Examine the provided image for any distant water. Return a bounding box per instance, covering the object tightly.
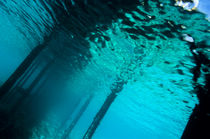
[0,0,209,139]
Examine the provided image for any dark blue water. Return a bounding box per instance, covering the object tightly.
[0,0,209,139]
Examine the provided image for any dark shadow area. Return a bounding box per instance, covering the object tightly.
[0,0,141,138]
[182,41,210,139]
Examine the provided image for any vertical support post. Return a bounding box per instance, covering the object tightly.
[10,60,54,113]
[83,78,125,139]
[62,94,94,139]
[0,44,46,98]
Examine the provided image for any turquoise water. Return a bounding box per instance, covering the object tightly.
[0,0,209,139]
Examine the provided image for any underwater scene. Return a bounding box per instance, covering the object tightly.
[0,0,209,139]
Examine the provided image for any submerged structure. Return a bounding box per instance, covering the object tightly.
[0,0,209,138]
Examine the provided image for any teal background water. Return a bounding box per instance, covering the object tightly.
[0,0,209,139]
